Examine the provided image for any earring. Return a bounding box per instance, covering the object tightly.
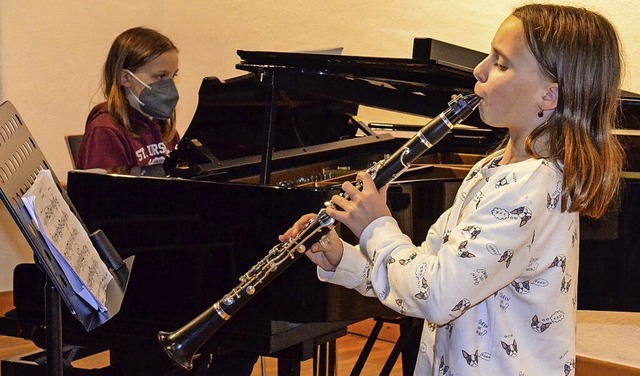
[537,110,544,118]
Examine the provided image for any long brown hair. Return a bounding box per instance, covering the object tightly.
[513,4,625,219]
[102,27,178,141]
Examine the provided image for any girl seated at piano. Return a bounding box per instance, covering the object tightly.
[281,4,624,375]
[76,26,180,174]
[76,27,259,376]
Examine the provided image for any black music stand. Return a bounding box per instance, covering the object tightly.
[0,101,133,376]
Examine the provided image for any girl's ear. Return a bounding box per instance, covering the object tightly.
[120,70,133,88]
[542,84,558,111]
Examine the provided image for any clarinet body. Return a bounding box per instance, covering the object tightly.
[158,93,481,371]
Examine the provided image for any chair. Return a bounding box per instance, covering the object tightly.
[65,134,83,169]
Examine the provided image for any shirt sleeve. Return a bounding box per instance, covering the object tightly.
[317,239,374,294]
[351,161,563,325]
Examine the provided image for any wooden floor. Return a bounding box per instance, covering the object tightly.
[0,292,404,375]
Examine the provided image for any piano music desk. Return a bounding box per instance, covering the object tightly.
[577,310,640,375]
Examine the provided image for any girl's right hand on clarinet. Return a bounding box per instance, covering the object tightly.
[279,213,344,272]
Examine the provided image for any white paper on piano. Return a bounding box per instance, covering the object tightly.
[22,169,112,312]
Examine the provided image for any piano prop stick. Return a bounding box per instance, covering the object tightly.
[158,93,481,371]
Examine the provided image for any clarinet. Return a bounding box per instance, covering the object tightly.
[157,93,481,371]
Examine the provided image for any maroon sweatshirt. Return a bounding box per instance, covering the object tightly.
[76,103,179,170]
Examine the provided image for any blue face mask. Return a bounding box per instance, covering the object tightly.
[125,69,179,120]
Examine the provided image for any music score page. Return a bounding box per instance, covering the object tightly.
[22,169,112,312]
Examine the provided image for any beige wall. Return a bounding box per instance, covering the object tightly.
[1,0,639,291]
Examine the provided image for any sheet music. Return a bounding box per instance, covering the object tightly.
[22,169,112,312]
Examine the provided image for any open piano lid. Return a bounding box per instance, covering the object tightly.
[233,38,487,119]
[165,39,489,178]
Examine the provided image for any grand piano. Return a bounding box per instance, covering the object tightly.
[2,38,640,376]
